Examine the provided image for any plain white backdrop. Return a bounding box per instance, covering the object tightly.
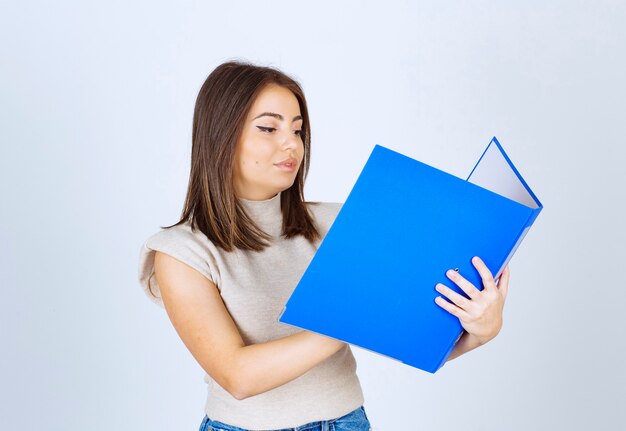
[2,1,625,430]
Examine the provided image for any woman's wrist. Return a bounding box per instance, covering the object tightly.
[447,330,487,362]
[465,331,489,347]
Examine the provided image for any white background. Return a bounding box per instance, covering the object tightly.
[1,1,625,430]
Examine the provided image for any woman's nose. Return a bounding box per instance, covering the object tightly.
[281,132,298,150]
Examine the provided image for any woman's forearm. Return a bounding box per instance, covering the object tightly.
[446,331,485,362]
[231,331,345,400]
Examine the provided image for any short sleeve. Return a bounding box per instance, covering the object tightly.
[137,224,219,308]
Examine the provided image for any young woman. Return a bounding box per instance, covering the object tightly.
[138,60,509,431]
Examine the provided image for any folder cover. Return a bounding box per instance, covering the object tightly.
[279,137,543,373]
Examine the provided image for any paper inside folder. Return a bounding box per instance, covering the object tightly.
[467,138,541,209]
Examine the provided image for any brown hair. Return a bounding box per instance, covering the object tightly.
[163,60,321,252]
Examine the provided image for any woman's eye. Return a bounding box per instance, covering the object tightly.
[257,126,302,136]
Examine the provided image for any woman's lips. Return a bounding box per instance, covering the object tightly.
[274,157,298,172]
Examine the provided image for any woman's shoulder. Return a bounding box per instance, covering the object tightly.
[143,220,200,247]
[306,200,343,219]
[138,221,220,307]
[305,200,344,237]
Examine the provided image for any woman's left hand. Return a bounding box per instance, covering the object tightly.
[434,256,509,345]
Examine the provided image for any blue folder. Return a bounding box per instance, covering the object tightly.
[279,137,543,373]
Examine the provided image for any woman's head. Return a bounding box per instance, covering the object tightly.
[169,60,321,252]
[232,83,305,201]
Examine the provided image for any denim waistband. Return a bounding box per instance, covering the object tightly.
[199,405,371,431]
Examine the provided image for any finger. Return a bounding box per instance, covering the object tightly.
[497,265,510,300]
[435,282,472,310]
[446,269,481,299]
[434,295,470,320]
[472,256,497,291]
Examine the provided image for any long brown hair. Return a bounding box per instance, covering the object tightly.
[163,60,321,252]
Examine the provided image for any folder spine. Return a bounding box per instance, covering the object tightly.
[526,206,543,227]
[494,207,540,280]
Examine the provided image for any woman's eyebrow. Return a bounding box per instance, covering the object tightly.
[252,112,302,122]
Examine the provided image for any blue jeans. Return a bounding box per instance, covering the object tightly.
[198,405,372,431]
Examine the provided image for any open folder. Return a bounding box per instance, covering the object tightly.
[278,137,543,373]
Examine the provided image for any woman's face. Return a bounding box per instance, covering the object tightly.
[233,84,305,201]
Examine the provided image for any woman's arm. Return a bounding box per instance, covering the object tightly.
[446,331,484,361]
[434,256,510,363]
[154,251,345,401]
